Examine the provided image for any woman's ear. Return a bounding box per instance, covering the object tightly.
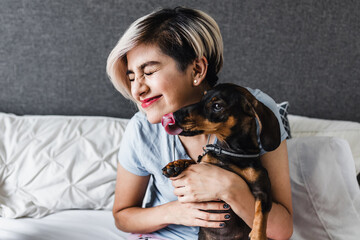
[192,56,208,86]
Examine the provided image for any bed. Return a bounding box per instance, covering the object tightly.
[1,1,359,240]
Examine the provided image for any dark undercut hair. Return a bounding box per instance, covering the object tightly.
[107,6,223,100]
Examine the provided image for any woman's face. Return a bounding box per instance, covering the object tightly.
[126,44,203,124]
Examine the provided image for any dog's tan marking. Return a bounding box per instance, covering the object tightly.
[200,154,221,165]
[227,165,261,183]
[215,116,237,141]
[249,200,268,240]
[181,114,237,141]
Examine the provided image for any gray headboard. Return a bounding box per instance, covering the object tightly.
[1,0,359,121]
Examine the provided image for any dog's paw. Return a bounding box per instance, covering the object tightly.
[162,159,196,178]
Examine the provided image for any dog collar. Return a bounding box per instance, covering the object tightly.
[202,144,260,158]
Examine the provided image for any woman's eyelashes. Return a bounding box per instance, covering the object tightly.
[144,71,154,76]
[128,70,157,82]
[128,75,135,82]
[144,67,159,76]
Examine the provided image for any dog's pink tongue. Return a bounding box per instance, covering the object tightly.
[162,113,183,135]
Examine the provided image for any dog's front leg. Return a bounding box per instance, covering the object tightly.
[227,166,272,240]
[247,171,272,240]
[249,200,269,240]
[162,159,196,178]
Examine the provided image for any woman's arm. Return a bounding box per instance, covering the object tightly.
[224,140,293,239]
[171,140,293,240]
[113,164,231,233]
[112,164,162,233]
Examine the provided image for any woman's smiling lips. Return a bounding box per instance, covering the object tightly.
[141,95,162,108]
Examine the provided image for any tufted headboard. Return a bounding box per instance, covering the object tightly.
[1,0,359,121]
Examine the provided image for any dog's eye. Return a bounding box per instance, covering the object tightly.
[212,103,223,112]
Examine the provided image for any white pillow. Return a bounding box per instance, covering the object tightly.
[288,137,360,240]
[0,113,129,218]
[289,115,360,174]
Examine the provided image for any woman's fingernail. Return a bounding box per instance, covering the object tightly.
[219,223,225,227]
[225,214,230,219]
[223,203,230,209]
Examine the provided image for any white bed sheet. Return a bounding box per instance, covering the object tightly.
[0,210,130,240]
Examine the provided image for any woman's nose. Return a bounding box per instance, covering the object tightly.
[131,75,148,98]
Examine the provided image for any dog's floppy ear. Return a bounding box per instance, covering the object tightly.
[236,86,281,152]
[253,100,281,151]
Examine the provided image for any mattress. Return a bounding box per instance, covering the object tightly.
[0,210,129,240]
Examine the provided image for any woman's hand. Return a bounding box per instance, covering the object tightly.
[166,200,231,228]
[170,162,249,203]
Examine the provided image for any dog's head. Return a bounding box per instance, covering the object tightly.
[163,83,281,152]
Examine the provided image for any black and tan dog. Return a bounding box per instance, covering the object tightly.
[162,83,281,240]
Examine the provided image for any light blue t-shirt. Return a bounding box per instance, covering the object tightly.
[118,88,288,240]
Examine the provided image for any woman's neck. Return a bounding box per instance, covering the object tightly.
[179,134,215,161]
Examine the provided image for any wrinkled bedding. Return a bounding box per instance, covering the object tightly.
[0,210,129,240]
[1,113,360,240]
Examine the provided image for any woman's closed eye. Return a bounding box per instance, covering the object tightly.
[144,67,160,76]
[128,74,135,82]
[128,73,153,82]
[127,67,158,82]
[144,71,154,76]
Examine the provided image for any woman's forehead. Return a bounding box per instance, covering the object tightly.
[126,44,169,69]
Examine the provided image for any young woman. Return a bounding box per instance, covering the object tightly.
[107,7,293,240]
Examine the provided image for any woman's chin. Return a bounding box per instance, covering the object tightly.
[145,113,162,124]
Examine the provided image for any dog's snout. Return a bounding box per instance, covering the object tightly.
[173,103,200,124]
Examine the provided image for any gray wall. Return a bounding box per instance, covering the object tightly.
[1,0,359,121]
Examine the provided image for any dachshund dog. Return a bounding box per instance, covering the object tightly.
[161,83,281,240]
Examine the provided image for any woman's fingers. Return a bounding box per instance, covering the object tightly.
[176,190,218,203]
[193,218,227,228]
[196,210,231,221]
[193,204,231,228]
[193,201,231,211]
[171,177,185,188]
[194,202,232,222]
[172,201,231,228]
[171,163,243,203]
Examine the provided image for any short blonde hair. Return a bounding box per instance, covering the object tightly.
[106,7,223,101]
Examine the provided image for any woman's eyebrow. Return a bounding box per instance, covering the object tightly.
[126,61,161,75]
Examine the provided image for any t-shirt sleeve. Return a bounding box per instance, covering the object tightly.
[249,88,288,154]
[118,115,150,176]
